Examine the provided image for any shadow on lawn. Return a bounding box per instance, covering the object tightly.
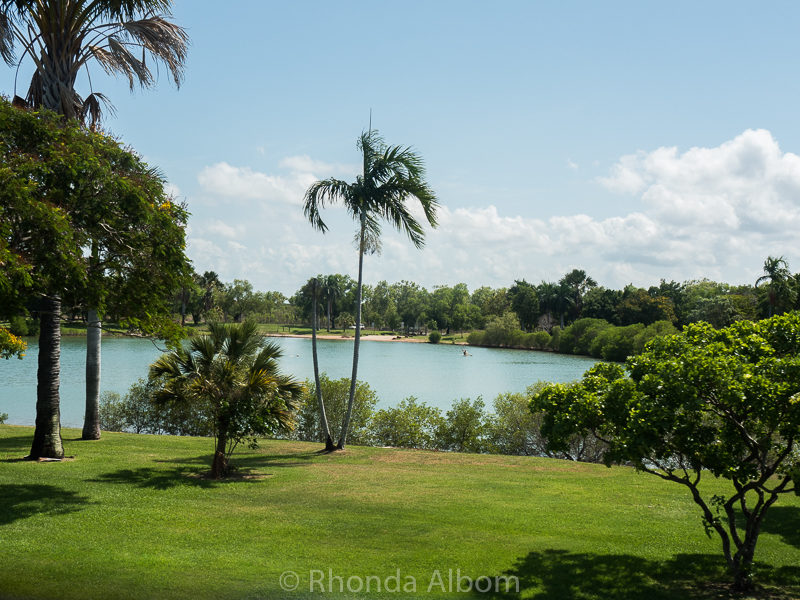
[476,550,800,600]
[0,484,91,525]
[156,450,320,471]
[88,466,245,490]
[0,434,33,457]
[760,505,800,550]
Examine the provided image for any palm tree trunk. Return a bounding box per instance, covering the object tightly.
[338,216,366,449]
[82,307,102,440]
[28,295,64,459]
[311,280,335,451]
[211,432,228,479]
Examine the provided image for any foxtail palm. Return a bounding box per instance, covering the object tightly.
[304,130,438,449]
[0,0,188,449]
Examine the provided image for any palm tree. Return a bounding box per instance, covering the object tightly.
[755,256,794,317]
[303,130,438,449]
[321,274,343,332]
[150,322,303,478]
[0,0,188,446]
[309,277,335,451]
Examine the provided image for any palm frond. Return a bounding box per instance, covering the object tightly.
[120,15,188,87]
[0,9,14,66]
[302,178,354,233]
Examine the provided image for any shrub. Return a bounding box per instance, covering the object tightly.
[370,397,444,449]
[98,379,213,435]
[292,374,377,446]
[435,398,490,453]
[428,330,441,344]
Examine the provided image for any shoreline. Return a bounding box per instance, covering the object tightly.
[265,332,469,345]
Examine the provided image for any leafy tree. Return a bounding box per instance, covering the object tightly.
[370,397,444,449]
[508,279,539,332]
[617,286,676,326]
[532,314,800,591]
[150,322,303,478]
[393,280,430,334]
[303,129,438,449]
[471,286,510,328]
[292,374,378,447]
[581,286,622,324]
[435,398,489,453]
[0,100,190,458]
[0,0,188,442]
[559,269,597,322]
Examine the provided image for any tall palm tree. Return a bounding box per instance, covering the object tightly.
[309,277,335,450]
[150,322,303,478]
[321,274,342,332]
[0,0,188,447]
[755,256,794,317]
[303,130,438,449]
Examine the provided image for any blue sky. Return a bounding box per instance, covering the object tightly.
[5,1,800,294]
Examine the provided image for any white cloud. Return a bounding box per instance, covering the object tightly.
[184,132,800,294]
[196,162,311,205]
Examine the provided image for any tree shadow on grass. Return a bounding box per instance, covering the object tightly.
[476,550,800,600]
[0,484,91,525]
[156,450,319,471]
[760,505,800,550]
[87,466,253,490]
[0,434,33,457]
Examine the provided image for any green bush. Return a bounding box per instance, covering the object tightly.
[428,330,441,344]
[98,378,212,435]
[370,397,444,449]
[292,374,377,446]
[435,398,489,453]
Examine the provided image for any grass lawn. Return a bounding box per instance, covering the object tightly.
[1,426,798,599]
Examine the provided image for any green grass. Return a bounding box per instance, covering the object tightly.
[1,426,798,599]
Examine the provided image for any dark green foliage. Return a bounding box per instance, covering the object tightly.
[370,397,444,449]
[428,330,441,343]
[509,280,539,331]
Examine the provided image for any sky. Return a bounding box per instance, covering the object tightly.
[5,1,800,295]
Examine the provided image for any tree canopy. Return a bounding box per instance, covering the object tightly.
[532,313,800,591]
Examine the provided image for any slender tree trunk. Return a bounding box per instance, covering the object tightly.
[28,295,64,459]
[311,280,335,451]
[82,307,102,440]
[327,296,333,332]
[211,432,228,479]
[338,217,366,449]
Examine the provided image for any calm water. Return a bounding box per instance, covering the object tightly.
[0,336,599,428]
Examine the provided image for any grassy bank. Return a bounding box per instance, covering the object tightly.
[1,426,798,599]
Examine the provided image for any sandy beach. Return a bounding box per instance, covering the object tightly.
[265,332,467,345]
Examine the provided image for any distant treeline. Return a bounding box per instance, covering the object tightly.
[156,255,795,336]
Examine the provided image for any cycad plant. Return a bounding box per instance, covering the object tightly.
[303,129,438,449]
[150,322,303,478]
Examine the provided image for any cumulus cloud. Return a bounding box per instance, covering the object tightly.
[185,131,800,294]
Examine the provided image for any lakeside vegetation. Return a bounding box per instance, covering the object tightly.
[2,426,798,600]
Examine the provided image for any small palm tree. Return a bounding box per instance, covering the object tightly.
[755,256,794,317]
[304,130,438,449]
[150,322,303,478]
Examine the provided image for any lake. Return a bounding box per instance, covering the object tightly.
[0,336,600,428]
